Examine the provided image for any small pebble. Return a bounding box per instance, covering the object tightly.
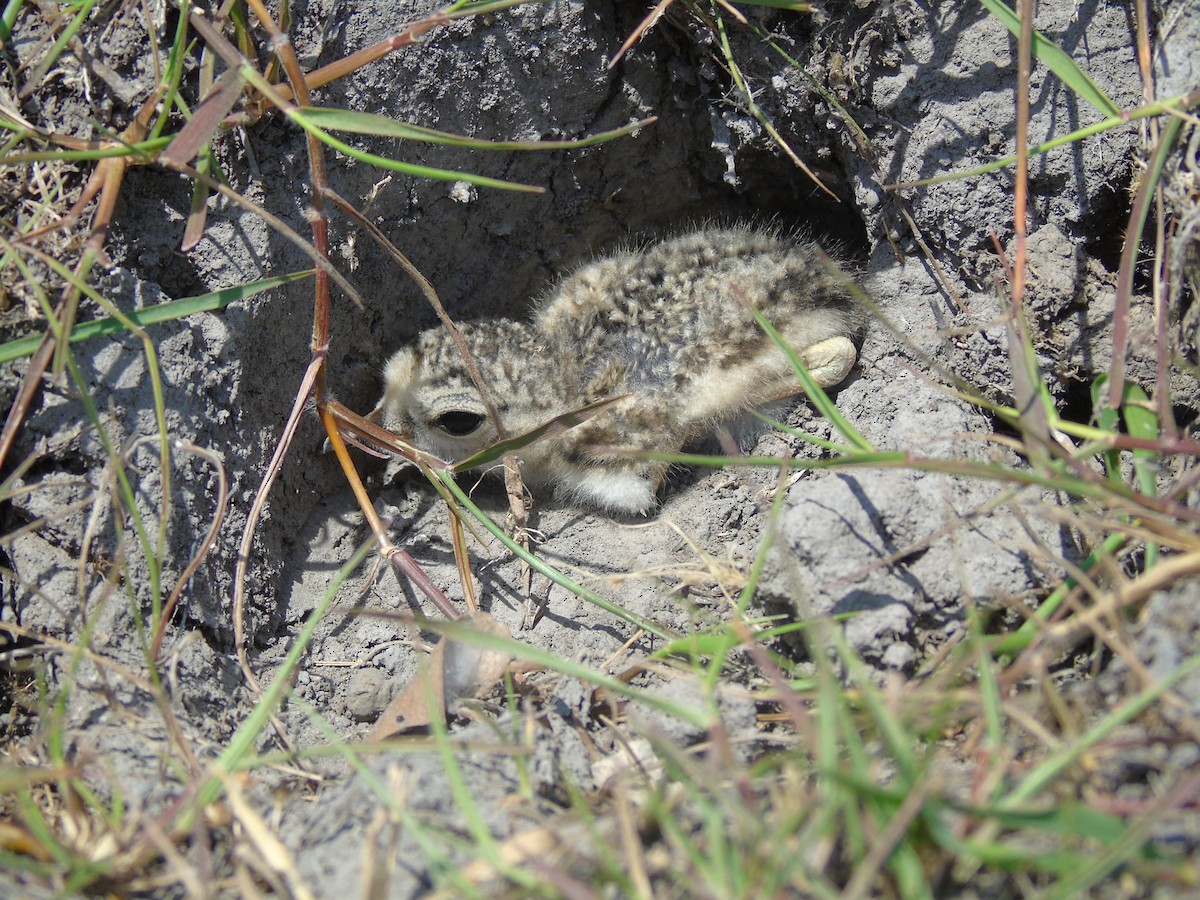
[345,668,388,721]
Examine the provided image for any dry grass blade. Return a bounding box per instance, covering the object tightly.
[993,239,1055,464]
[9,90,160,250]
[233,355,326,690]
[0,334,54,472]
[1107,118,1180,410]
[449,510,479,613]
[16,0,98,100]
[160,67,247,168]
[221,774,316,900]
[245,0,532,110]
[1042,547,1200,650]
[450,395,631,473]
[323,399,453,471]
[609,0,675,70]
[320,404,462,621]
[709,4,836,201]
[999,0,1059,472]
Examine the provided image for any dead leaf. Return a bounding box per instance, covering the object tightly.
[367,613,512,741]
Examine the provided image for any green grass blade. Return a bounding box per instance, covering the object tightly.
[967,602,1005,757]
[294,106,655,150]
[0,137,173,163]
[301,124,545,193]
[0,0,26,43]
[624,449,905,469]
[967,802,1131,843]
[0,270,314,363]
[196,27,548,195]
[894,88,1199,189]
[203,535,381,806]
[991,531,1126,656]
[265,106,541,191]
[833,630,917,780]
[1121,382,1162,567]
[426,673,511,888]
[1003,652,1200,808]
[1120,383,1160,495]
[752,409,858,454]
[978,0,1119,116]
[434,470,678,642]
[1091,375,1123,480]
[414,615,708,726]
[743,302,874,452]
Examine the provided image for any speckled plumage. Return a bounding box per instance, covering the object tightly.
[377,227,866,514]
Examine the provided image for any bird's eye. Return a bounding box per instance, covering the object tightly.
[434,411,485,436]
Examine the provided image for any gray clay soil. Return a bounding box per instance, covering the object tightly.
[2,0,1199,896]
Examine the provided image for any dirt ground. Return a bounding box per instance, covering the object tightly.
[3,0,1198,895]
